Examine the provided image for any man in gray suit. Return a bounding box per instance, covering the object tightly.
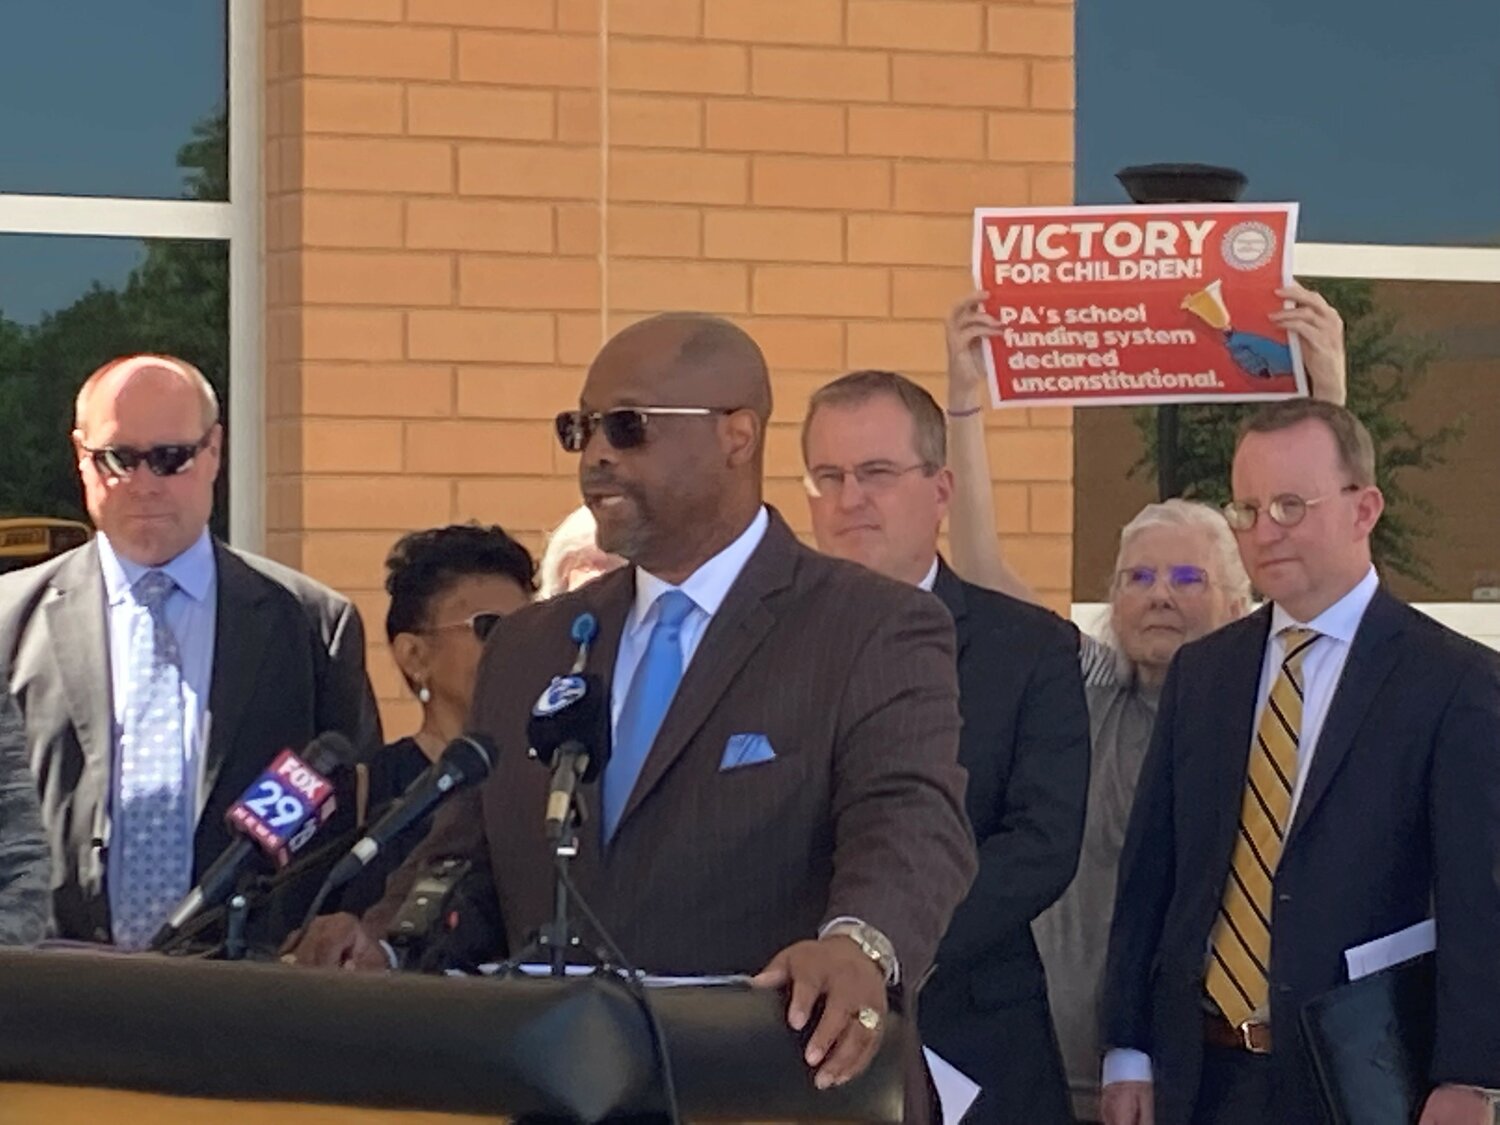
[296,315,977,1109]
[0,354,381,949]
[0,689,49,945]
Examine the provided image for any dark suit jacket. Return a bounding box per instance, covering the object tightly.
[1102,588,1500,1124]
[0,537,382,943]
[368,507,976,984]
[918,562,1090,1120]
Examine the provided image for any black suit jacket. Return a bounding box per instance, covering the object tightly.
[918,563,1090,1114]
[1102,588,1500,1124]
[0,538,383,943]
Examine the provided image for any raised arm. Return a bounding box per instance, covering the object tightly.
[946,291,1042,605]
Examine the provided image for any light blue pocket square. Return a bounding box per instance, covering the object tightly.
[720,733,777,771]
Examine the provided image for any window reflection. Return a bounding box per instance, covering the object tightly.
[0,234,229,539]
[0,1,227,200]
[1078,0,1500,246]
[1073,279,1499,602]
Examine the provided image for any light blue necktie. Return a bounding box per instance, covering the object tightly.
[603,590,695,841]
[110,569,193,950]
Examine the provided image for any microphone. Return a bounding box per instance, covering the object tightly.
[568,611,597,673]
[322,734,496,893]
[149,731,356,951]
[528,613,610,840]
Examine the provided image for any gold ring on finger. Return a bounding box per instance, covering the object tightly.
[856,1006,881,1032]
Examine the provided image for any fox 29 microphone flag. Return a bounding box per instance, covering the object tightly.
[226,743,342,867]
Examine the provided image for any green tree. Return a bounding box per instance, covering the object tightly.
[0,107,229,529]
[1132,278,1465,587]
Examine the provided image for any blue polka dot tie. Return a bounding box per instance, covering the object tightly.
[110,569,193,950]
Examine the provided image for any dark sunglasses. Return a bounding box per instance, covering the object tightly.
[83,430,214,479]
[419,612,504,641]
[554,407,740,453]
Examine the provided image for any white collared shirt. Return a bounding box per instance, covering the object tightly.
[1103,566,1381,1088]
[917,557,939,592]
[1258,565,1379,821]
[609,506,769,730]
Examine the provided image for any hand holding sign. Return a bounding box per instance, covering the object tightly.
[946,291,1003,412]
[1271,283,1347,404]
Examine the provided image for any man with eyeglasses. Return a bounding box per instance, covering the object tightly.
[801,369,1091,1125]
[1102,398,1500,1125]
[294,314,977,1117]
[0,354,381,949]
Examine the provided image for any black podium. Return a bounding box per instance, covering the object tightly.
[0,949,905,1123]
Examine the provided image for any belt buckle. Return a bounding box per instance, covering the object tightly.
[1237,1019,1271,1055]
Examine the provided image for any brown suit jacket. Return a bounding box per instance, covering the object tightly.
[368,510,975,988]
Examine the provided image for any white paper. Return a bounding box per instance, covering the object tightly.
[924,1047,981,1125]
[1344,919,1435,981]
[463,962,749,988]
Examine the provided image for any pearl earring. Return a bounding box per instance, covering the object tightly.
[417,685,431,704]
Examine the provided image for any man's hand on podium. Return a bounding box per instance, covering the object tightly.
[752,937,888,1091]
[282,911,389,971]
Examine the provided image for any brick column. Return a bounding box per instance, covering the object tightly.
[263,0,1077,731]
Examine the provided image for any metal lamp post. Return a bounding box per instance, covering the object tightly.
[1115,163,1248,500]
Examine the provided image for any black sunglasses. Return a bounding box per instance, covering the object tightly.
[554,407,740,453]
[83,430,215,479]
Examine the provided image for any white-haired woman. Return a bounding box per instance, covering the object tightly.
[942,287,1344,1121]
[537,505,626,600]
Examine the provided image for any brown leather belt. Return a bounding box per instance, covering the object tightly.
[1203,1012,1272,1054]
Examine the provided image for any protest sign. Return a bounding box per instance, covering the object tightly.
[971,203,1304,407]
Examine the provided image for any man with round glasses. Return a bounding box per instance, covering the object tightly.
[0,353,381,949]
[1102,398,1500,1125]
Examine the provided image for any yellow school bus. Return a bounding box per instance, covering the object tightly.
[0,517,92,574]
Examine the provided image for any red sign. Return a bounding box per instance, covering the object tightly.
[971,203,1305,407]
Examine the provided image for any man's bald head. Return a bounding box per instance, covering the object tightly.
[75,354,218,438]
[603,313,772,424]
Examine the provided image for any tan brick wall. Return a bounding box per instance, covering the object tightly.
[264,0,1076,733]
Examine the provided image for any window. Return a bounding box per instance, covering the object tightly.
[1077,0,1500,248]
[0,0,260,546]
[1074,0,1500,630]
[1074,277,1500,603]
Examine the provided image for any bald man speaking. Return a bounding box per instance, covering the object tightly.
[0,354,381,949]
[296,315,977,1110]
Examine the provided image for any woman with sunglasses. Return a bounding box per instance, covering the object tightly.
[338,524,535,913]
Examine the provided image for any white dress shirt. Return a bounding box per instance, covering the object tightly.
[609,505,769,728]
[1103,566,1380,1088]
[917,557,939,592]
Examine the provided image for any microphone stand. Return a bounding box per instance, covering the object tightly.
[493,786,608,978]
[157,828,362,958]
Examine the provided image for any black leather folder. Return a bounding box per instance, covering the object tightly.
[1300,953,1436,1125]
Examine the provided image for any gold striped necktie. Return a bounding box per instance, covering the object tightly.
[1206,625,1321,1030]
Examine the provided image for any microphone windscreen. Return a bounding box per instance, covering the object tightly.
[303,731,358,776]
[442,733,497,785]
